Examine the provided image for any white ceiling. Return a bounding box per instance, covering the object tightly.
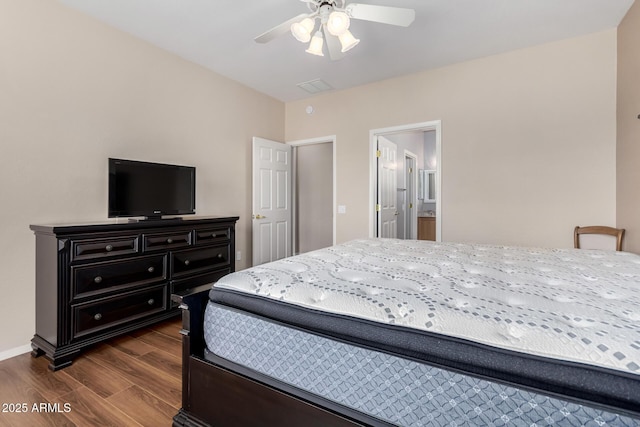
[57,0,634,102]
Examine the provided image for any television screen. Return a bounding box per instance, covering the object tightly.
[108,158,195,219]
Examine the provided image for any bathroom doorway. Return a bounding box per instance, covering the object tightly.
[370,121,442,241]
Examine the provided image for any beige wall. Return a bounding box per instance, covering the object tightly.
[617,0,640,253]
[0,0,284,355]
[0,0,626,357]
[286,30,618,248]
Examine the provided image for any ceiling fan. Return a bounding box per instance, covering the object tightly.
[255,0,416,60]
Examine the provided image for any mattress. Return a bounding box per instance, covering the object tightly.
[204,302,639,426]
[209,238,640,414]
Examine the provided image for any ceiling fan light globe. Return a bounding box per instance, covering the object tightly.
[327,11,350,36]
[338,30,360,52]
[291,17,315,43]
[306,31,325,56]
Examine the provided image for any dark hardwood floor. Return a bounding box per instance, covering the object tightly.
[0,317,182,426]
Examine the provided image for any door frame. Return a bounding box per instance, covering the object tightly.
[403,150,418,240]
[369,120,442,240]
[288,135,337,254]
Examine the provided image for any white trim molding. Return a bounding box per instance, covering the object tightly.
[0,344,32,362]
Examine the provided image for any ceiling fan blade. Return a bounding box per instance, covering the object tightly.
[323,26,345,61]
[345,3,415,27]
[255,13,311,43]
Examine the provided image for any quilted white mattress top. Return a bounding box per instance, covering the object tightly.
[214,239,640,375]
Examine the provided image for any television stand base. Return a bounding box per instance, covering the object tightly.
[127,216,185,223]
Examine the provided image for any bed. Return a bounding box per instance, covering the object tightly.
[172,238,640,426]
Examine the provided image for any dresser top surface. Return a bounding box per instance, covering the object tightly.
[31,216,239,235]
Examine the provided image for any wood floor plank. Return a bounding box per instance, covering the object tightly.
[61,355,133,399]
[0,318,182,426]
[59,387,142,427]
[0,415,12,427]
[0,404,74,427]
[3,354,83,401]
[106,334,156,358]
[149,316,182,339]
[107,385,177,427]
[86,345,181,408]
[0,361,75,427]
[130,330,181,356]
[138,350,182,381]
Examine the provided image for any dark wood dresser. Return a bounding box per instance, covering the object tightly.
[30,216,238,370]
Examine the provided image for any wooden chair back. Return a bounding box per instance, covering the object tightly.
[574,226,625,251]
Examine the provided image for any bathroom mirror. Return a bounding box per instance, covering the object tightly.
[419,169,436,202]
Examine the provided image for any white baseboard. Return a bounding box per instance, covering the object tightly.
[0,344,32,362]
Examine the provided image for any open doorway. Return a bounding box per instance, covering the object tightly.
[251,136,335,266]
[369,121,442,241]
[401,151,418,240]
[291,136,336,255]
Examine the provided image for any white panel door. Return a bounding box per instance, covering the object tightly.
[377,136,398,238]
[252,137,292,266]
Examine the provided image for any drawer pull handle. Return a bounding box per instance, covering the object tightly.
[217,254,223,259]
[167,238,173,244]
[148,266,155,273]
[211,233,217,238]
[184,260,190,266]
[105,244,113,252]
[148,299,155,306]
[94,313,102,321]
[94,276,103,284]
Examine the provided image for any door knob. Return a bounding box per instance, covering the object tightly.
[253,214,267,219]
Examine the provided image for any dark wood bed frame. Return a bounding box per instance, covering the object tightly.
[171,284,394,427]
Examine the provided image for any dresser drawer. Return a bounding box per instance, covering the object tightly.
[194,227,231,246]
[171,245,230,279]
[143,231,192,251]
[72,255,167,300]
[72,236,139,261]
[72,285,167,339]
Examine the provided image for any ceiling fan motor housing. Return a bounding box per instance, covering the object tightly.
[307,0,346,13]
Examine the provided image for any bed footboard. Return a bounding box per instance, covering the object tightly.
[172,284,211,427]
[171,284,373,427]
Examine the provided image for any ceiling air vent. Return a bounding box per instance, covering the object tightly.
[297,79,333,94]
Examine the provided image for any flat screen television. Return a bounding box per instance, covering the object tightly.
[108,158,195,220]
